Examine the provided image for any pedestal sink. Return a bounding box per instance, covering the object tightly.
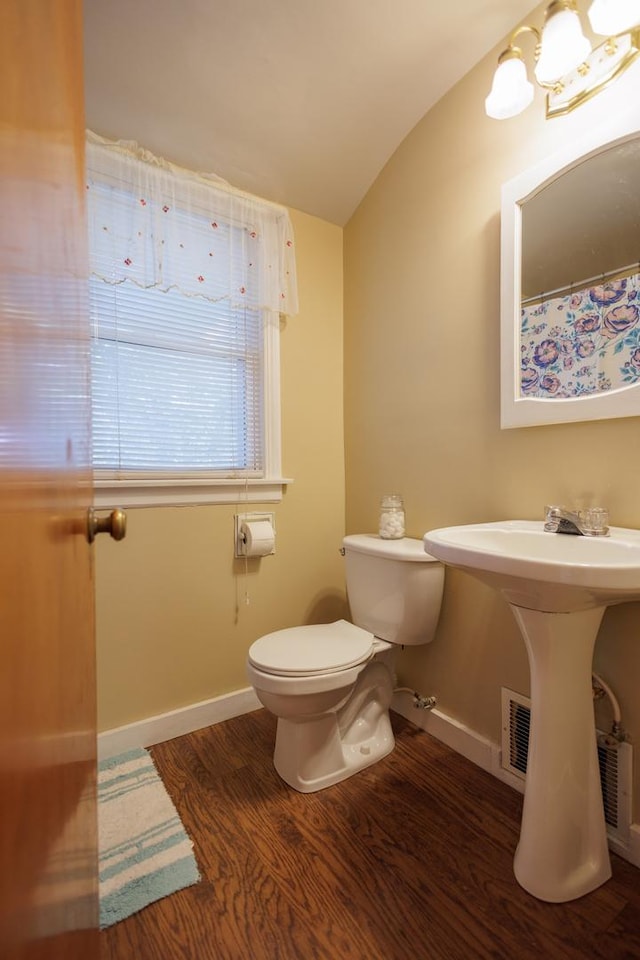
[423,520,640,903]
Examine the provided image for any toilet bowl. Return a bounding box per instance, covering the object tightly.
[247,535,444,793]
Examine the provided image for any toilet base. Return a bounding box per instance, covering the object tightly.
[273,700,395,793]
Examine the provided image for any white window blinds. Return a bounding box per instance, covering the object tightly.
[85,132,297,484]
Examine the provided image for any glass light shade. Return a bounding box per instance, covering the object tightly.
[485,57,535,119]
[588,0,640,35]
[535,8,592,84]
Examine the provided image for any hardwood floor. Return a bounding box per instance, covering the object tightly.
[100,710,640,959]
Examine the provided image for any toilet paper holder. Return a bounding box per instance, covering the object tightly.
[234,511,276,558]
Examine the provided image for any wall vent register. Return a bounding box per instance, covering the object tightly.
[501,687,632,842]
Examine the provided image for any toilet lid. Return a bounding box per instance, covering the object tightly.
[248,619,374,677]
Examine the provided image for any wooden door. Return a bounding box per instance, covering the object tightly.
[0,2,99,958]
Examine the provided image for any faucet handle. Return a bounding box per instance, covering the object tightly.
[579,507,610,536]
[543,504,563,532]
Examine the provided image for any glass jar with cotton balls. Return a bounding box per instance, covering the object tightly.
[378,494,405,539]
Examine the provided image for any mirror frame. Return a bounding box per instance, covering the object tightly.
[500,108,640,429]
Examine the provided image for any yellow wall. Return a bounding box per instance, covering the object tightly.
[95,207,346,730]
[344,35,640,811]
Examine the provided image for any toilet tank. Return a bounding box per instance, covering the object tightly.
[342,534,444,646]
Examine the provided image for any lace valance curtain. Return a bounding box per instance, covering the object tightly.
[85,131,298,316]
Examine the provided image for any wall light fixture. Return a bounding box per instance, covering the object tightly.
[485,0,640,119]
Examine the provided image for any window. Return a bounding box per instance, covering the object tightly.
[85,133,297,506]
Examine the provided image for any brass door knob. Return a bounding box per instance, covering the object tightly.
[87,508,127,543]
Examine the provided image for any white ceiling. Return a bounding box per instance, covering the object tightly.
[84,0,535,225]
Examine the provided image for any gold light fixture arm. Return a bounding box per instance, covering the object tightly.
[495,25,545,81]
[508,24,541,48]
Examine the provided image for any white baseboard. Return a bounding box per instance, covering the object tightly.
[98,686,261,760]
[391,692,640,871]
[392,692,500,773]
[624,823,640,866]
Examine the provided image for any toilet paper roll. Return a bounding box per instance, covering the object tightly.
[241,519,275,557]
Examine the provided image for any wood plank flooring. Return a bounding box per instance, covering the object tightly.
[100,710,640,959]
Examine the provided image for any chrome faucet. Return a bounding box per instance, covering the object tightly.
[543,505,610,537]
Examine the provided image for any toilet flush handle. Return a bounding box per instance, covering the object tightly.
[87,507,127,543]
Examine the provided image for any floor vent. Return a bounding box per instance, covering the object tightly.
[501,687,632,842]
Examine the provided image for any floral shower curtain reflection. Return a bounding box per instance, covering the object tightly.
[520,270,640,398]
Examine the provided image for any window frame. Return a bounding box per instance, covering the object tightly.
[86,135,295,509]
[92,312,291,508]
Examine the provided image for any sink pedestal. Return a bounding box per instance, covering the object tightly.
[510,604,611,902]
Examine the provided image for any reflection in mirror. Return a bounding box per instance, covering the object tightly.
[500,109,640,429]
[520,137,640,401]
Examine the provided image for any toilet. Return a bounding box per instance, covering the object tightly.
[246,534,444,793]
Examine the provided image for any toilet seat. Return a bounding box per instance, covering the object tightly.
[248,619,374,677]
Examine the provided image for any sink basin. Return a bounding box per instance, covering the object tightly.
[423,519,640,903]
[424,519,640,612]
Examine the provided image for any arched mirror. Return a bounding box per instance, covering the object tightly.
[500,110,640,428]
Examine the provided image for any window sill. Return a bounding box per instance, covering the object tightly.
[93,477,293,509]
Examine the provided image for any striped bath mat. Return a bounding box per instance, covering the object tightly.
[98,747,200,928]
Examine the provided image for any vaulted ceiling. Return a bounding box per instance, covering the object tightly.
[84,0,535,225]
